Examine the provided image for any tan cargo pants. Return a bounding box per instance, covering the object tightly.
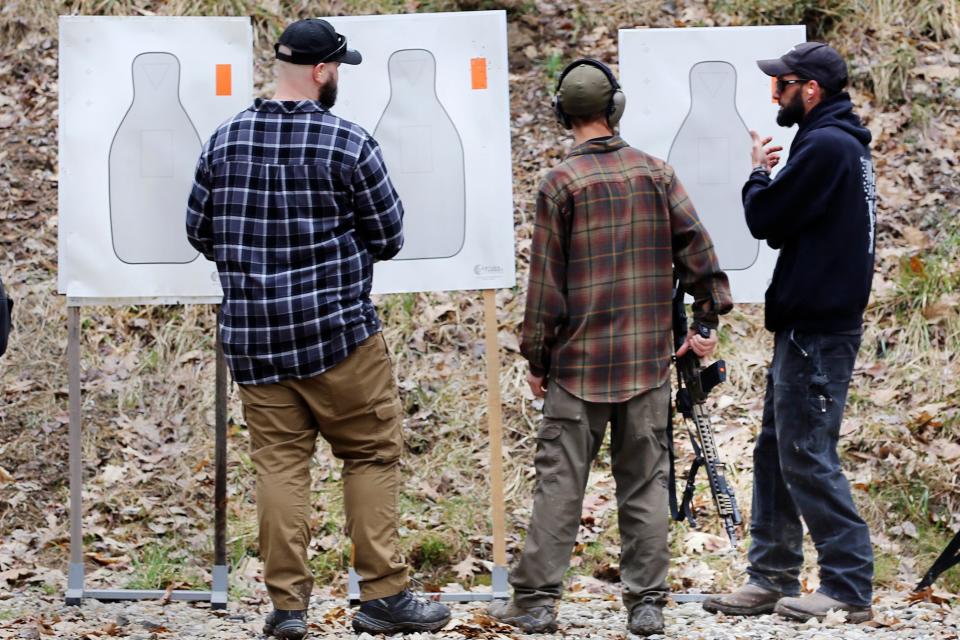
[509,379,672,610]
[237,334,408,609]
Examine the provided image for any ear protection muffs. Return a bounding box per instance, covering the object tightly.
[552,58,626,130]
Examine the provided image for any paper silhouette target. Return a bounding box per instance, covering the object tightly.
[668,61,757,271]
[618,25,807,302]
[109,52,201,264]
[59,16,253,300]
[373,49,466,261]
[323,11,513,294]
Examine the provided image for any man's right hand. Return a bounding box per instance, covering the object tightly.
[676,327,718,359]
[750,130,783,170]
[527,371,547,399]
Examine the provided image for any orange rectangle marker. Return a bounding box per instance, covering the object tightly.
[216,64,232,96]
[471,57,487,90]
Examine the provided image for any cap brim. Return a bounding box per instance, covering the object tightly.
[337,49,362,65]
[757,58,792,77]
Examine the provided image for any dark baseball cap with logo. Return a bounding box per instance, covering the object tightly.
[275,18,362,65]
[756,42,848,92]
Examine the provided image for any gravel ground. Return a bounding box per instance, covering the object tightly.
[0,590,957,639]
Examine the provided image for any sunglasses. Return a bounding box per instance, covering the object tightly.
[776,78,809,93]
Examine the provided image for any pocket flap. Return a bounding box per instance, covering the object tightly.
[375,400,401,420]
[537,423,563,440]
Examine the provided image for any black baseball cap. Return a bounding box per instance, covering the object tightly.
[756,42,847,92]
[275,19,362,65]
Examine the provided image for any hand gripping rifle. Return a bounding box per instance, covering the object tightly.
[668,279,742,545]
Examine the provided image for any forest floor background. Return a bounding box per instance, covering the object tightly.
[0,0,958,638]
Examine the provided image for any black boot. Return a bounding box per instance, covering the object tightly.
[352,589,451,634]
[263,609,307,639]
[628,596,664,636]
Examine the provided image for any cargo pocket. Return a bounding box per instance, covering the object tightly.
[372,398,403,463]
[535,387,581,481]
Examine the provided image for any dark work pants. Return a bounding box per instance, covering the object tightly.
[510,380,672,611]
[747,330,874,607]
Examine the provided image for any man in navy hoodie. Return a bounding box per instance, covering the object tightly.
[702,43,877,623]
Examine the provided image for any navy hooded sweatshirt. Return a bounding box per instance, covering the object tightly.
[743,92,877,333]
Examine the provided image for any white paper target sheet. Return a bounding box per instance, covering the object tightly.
[323,10,515,294]
[58,16,253,302]
[619,25,807,302]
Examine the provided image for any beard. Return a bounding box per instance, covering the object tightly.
[776,91,804,127]
[318,79,338,109]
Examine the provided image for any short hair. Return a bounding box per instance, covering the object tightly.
[818,82,841,99]
[568,111,609,129]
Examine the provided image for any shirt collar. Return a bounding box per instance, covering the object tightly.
[251,98,329,114]
[566,134,629,159]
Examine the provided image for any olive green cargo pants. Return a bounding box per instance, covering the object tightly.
[237,334,408,610]
[509,380,672,610]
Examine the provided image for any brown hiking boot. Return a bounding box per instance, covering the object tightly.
[702,583,782,616]
[487,599,558,633]
[774,591,873,623]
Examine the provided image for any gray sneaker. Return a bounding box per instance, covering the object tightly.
[702,583,783,616]
[487,598,558,633]
[627,596,664,636]
[774,591,873,623]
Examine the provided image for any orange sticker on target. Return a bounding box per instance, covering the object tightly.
[471,58,488,90]
[216,64,232,96]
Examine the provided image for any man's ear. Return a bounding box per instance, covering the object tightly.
[807,79,821,100]
[312,62,326,84]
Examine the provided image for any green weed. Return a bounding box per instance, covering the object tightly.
[126,541,205,590]
[410,532,455,569]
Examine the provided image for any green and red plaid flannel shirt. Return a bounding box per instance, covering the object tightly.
[521,136,733,403]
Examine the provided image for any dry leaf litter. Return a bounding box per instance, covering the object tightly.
[1,1,959,638]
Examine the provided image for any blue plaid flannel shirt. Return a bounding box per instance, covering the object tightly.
[186,99,404,385]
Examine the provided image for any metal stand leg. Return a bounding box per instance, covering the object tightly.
[491,565,509,599]
[66,307,84,606]
[347,566,362,605]
[212,326,229,609]
[65,305,231,607]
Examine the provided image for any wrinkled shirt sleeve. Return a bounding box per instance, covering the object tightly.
[352,136,404,261]
[667,170,733,328]
[185,145,215,262]
[520,187,568,376]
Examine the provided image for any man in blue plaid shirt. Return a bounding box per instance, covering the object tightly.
[186,18,450,638]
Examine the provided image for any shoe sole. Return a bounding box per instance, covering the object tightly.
[490,615,558,634]
[774,601,873,624]
[702,599,777,616]
[263,622,307,639]
[351,612,452,634]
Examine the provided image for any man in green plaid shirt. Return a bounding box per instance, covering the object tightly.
[490,59,733,637]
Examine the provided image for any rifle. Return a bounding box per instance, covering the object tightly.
[668,279,742,546]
